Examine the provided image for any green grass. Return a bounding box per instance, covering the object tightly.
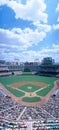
[0,75,58,98]
[36,85,52,96]
[6,86,25,97]
[18,84,41,92]
[0,75,57,84]
[22,96,41,102]
[22,72,32,75]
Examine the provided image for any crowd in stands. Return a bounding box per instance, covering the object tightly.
[0,85,59,130]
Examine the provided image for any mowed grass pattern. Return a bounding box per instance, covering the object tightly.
[18,84,41,92]
[6,87,25,97]
[22,97,41,102]
[0,76,58,98]
[36,85,52,96]
[22,72,32,75]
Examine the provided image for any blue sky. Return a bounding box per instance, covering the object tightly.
[0,0,59,62]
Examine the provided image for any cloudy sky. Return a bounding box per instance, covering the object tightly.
[0,0,59,62]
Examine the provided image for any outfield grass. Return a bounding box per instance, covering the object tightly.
[22,72,32,75]
[0,75,58,87]
[0,75,57,84]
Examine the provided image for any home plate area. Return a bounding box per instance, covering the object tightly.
[8,82,51,106]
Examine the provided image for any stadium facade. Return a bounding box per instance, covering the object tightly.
[0,57,59,77]
[37,57,59,77]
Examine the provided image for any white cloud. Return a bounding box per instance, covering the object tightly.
[33,22,51,32]
[53,44,59,49]
[20,44,59,62]
[0,0,51,56]
[39,44,59,62]
[1,41,59,62]
[0,0,47,23]
[57,17,59,22]
[53,24,59,30]
[0,27,46,51]
[40,45,59,53]
[0,0,58,62]
[56,3,59,22]
[56,3,59,11]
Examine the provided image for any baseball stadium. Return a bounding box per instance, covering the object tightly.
[0,57,59,130]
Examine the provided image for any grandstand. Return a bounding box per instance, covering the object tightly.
[36,57,59,77]
[0,90,59,129]
[0,60,12,77]
[0,57,59,77]
[0,60,39,76]
[0,57,59,130]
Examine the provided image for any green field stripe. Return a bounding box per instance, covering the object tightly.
[18,84,41,92]
[22,72,32,75]
[0,75,58,84]
[22,97,41,102]
[36,85,53,96]
[0,76,58,99]
[5,86,25,97]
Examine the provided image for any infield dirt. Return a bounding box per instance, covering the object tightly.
[0,80,58,106]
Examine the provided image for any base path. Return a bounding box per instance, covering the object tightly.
[0,80,59,106]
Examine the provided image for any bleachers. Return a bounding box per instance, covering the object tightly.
[0,86,59,129]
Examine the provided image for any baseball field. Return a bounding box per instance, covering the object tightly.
[0,75,58,106]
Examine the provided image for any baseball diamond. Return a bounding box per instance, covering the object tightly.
[0,75,58,106]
